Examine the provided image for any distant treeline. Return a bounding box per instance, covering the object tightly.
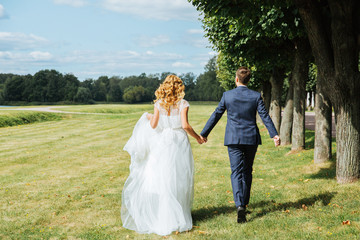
[0,57,224,104]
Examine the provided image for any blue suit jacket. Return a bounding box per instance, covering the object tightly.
[201,86,278,146]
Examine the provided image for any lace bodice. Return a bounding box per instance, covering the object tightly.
[154,99,189,129]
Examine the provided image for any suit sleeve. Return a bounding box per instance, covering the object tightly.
[200,92,226,137]
[257,95,278,138]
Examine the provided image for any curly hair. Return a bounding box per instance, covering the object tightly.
[154,75,185,111]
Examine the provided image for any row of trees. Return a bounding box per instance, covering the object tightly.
[0,57,224,104]
[190,0,360,183]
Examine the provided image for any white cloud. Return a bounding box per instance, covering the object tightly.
[101,0,198,20]
[0,32,48,51]
[136,35,170,48]
[0,48,204,80]
[30,51,53,61]
[188,29,204,34]
[0,51,53,62]
[54,50,187,78]
[59,50,182,65]
[0,51,13,59]
[53,0,87,7]
[172,62,193,68]
[0,4,8,19]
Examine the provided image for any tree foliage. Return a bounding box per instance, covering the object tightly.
[123,86,146,104]
[1,57,225,104]
[190,0,306,90]
[74,87,92,103]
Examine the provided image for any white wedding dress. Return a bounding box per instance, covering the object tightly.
[121,99,194,236]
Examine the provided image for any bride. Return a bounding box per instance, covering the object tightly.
[121,75,205,236]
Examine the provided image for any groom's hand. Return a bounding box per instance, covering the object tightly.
[200,135,208,143]
[273,135,280,147]
[197,136,204,144]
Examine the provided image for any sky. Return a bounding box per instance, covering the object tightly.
[0,0,216,80]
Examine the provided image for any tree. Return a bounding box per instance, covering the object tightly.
[98,76,110,93]
[294,0,360,183]
[108,76,122,102]
[63,74,80,102]
[191,1,307,133]
[30,70,50,102]
[81,79,95,92]
[280,76,294,145]
[195,56,225,101]
[92,78,107,101]
[74,87,92,103]
[179,72,197,100]
[291,41,310,150]
[119,74,160,102]
[314,75,332,163]
[46,71,65,102]
[28,69,64,102]
[3,76,25,101]
[123,86,146,104]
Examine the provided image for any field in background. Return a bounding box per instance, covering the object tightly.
[0,104,359,239]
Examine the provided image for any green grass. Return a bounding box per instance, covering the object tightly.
[0,104,359,239]
[0,111,63,128]
[56,104,153,114]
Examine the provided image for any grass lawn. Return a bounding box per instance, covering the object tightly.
[0,104,359,239]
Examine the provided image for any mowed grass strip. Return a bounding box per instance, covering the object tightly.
[0,111,62,128]
[0,104,359,239]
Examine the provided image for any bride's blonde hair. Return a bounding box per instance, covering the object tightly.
[154,75,185,111]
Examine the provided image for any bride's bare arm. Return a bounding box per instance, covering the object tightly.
[147,107,160,129]
[181,107,204,144]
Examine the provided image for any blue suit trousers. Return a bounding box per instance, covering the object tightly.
[227,144,258,208]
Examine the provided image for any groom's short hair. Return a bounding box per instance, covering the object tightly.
[236,67,251,84]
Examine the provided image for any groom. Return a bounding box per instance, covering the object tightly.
[200,67,280,223]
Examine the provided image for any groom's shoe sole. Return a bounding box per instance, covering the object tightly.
[237,207,247,223]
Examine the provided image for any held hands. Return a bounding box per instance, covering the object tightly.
[197,135,208,144]
[273,135,281,147]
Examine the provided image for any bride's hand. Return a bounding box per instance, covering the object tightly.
[146,113,153,120]
[196,136,204,144]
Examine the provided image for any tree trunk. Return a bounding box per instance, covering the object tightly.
[269,70,284,134]
[295,0,360,183]
[280,77,294,145]
[262,80,271,112]
[291,42,308,150]
[314,79,332,163]
[335,101,360,183]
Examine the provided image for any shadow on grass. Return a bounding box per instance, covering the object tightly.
[192,205,236,224]
[308,154,336,179]
[192,192,336,224]
[249,191,336,221]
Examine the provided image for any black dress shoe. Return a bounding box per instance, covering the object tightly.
[237,206,246,223]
